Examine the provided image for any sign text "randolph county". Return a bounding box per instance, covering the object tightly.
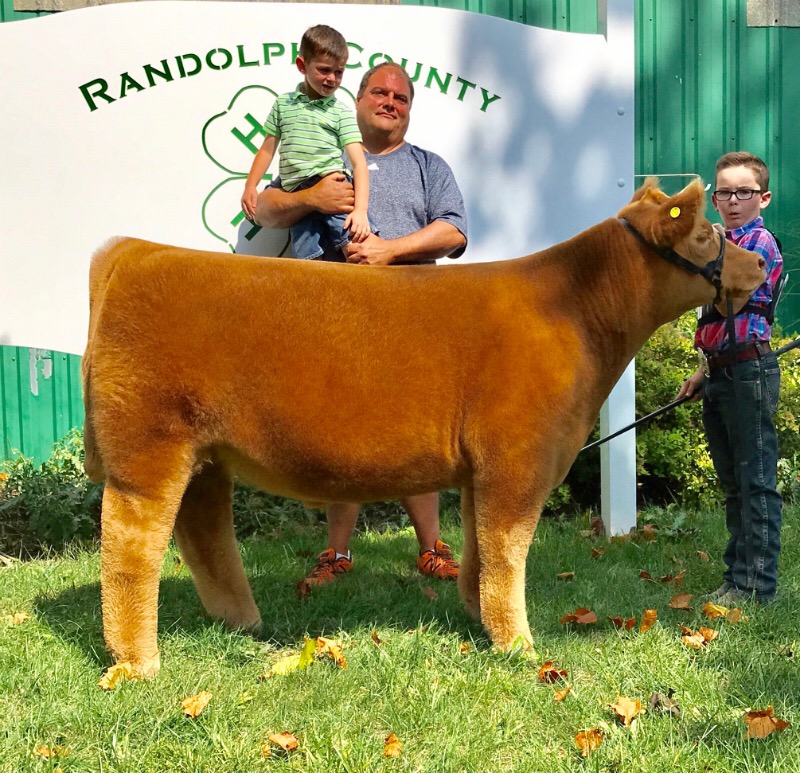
[79,41,502,114]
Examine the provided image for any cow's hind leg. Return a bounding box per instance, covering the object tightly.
[173,462,262,634]
[101,461,192,678]
[457,486,481,620]
[474,484,543,652]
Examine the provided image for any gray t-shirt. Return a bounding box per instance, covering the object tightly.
[364,143,468,262]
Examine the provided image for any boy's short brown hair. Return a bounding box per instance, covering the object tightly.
[715,151,770,191]
[299,25,348,63]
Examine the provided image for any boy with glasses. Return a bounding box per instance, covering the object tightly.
[678,151,783,606]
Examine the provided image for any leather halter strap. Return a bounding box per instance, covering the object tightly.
[618,217,726,304]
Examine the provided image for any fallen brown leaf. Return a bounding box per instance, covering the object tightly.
[554,685,572,702]
[701,601,729,620]
[556,571,575,581]
[608,616,637,631]
[669,593,693,610]
[648,691,681,718]
[639,524,658,541]
[383,732,403,758]
[181,690,212,718]
[639,570,653,581]
[610,695,644,726]
[590,547,606,560]
[7,611,30,625]
[317,636,347,669]
[296,580,311,600]
[422,586,438,601]
[538,661,568,684]
[640,609,658,633]
[371,630,382,647]
[697,550,710,561]
[744,706,791,739]
[33,745,69,759]
[575,728,604,757]
[698,627,718,643]
[97,662,140,691]
[589,516,604,536]
[268,731,300,752]
[458,641,472,655]
[726,608,746,624]
[559,608,598,625]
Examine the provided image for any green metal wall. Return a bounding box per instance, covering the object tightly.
[3,0,799,461]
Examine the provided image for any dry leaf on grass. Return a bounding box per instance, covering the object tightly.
[383,732,403,758]
[590,547,606,560]
[97,662,140,691]
[610,695,644,726]
[669,593,693,610]
[637,524,658,541]
[680,626,717,649]
[268,731,300,752]
[422,586,438,601]
[181,690,212,718]
[459,641,472,655]
[607,616,637,631]
[296,580,312,600]
[743,707,791,739]
[317,636,347,669]
[649,691,681,718]
[726,608,746,623]
[575,728,604,757]
[659,569,685,586]
[7,611,30,625]
[371,630,382,647]
[554,685,572,702]
[556,571,575,581]
[559,608,598,625]
[639,570,653,581]
[640,609,658,632]
[696,550,710,561]
[266,638,317,677]
[33,744,69,759]
[538,661,568,684]
[701,601,729,620]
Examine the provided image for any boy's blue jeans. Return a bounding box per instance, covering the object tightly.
[289,173,375,262]
[702,352,782,601]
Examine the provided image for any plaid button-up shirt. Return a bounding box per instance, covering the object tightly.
[695,216,783,353]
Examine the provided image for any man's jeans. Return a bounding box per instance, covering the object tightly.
[702,352,782,601]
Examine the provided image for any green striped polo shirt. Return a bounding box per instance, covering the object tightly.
[264,84,362,192]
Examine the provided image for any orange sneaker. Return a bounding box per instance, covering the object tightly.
[417,540,459,580]
[302,548,354,587]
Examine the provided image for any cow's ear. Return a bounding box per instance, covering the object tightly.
[646,178,707,245]
[628,177,661,203]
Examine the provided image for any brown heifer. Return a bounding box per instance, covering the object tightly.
[82,179,764,677]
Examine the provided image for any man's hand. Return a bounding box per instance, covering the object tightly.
[677,366,705,403]
[344,234,395,266]
[305,173,355,215]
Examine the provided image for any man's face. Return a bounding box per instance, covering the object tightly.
[712,165,771,231]
[356,67,412,141]
[297,54,345,100]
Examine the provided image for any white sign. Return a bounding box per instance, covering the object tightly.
[0,1,633,356]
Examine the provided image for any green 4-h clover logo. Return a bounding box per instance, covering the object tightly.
[201,85,291,256]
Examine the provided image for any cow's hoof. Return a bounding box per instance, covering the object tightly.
[462,596,481,621]
[131,652,161,679]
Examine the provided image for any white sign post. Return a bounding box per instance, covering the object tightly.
[0,1,635,533]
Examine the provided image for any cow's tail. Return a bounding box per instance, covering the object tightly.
[82,238,126,484]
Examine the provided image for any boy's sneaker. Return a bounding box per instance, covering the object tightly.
[702,582,734,602]
[417,540,459,580]
[302,548,353,586]
[713,586,756,607]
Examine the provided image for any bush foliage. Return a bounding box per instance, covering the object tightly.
[3,317,800,549]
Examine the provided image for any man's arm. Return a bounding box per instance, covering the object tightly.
[344,221,466,266]
[253,173,355,230]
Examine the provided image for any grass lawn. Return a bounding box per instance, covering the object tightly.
[0,503,797,772]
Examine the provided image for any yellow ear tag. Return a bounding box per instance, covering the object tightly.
[669,207,681,219]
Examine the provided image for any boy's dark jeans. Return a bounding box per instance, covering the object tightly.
[702,352,782,601]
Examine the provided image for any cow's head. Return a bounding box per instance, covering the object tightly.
[618,177,765,305]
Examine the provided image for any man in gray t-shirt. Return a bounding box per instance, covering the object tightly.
[255,62,468,588]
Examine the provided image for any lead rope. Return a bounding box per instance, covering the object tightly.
[724,299,755,589]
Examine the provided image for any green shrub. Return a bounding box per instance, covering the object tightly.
[0,429,102,553]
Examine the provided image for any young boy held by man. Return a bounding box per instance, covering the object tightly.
[240,25,370,260]
[678,151,783,606]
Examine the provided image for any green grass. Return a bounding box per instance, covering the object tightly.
[0,505,797,772]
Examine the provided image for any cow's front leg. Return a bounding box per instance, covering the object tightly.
[101,471,189,678]
[474,488,542,651]
[173,462,262,633]
[457,486,480,620]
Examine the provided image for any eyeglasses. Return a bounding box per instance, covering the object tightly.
[712,188,762,201]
